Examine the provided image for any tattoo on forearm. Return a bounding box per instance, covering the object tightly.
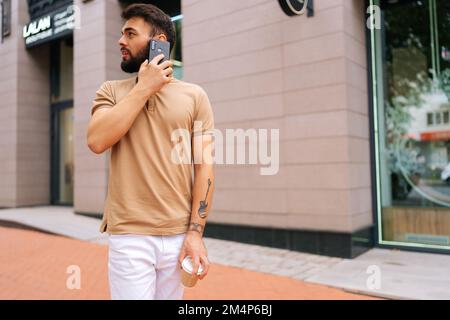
[188,222,204,235]
[198,178,212,219]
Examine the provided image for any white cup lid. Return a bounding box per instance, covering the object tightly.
[182,256,204,275]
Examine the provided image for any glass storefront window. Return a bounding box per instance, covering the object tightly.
[370,0,450,250]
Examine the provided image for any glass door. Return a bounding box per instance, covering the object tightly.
[51,103,74,205]
[370,0,450,251]
[49,37,73,205]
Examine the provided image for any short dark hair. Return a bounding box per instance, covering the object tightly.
[121,4,176,55]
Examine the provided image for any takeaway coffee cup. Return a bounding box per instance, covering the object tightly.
[181,256,204,288]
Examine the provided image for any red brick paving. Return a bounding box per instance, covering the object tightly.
[0,227,380,300]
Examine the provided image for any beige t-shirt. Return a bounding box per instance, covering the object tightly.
[91,76,214,235]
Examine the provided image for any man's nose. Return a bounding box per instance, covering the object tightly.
[118,35,127,47]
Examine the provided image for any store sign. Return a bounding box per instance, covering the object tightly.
[278,0,314,17]
[23,5,76,48]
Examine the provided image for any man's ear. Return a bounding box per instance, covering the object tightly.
[156,33,168,41]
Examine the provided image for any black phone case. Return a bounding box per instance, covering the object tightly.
[149,39,170,64]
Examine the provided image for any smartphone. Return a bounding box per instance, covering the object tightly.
[149,39,170,65]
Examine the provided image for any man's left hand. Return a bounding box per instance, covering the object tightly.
[178,231,210,280]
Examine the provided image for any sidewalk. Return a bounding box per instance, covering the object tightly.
[0,226,377,300]
[1,206,449,299]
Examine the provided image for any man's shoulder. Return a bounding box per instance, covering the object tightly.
[105,76,136,90]
[94,77,136,103]
[172,79,207,96]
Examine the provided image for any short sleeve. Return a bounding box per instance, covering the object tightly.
[192,87,215,136]
[91,81,115,116]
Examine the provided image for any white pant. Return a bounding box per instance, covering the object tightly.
[108,233,186,300]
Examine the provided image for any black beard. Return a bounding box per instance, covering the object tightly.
[120,42,150,73]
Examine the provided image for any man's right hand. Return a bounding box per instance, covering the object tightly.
[135,54,173,98]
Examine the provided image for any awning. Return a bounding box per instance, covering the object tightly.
[420,130,450,141]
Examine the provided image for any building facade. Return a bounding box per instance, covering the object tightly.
[0,0,449,258]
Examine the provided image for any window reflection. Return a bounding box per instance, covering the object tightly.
[374,0,450,248]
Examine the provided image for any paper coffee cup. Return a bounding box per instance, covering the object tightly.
[181,256,204,288]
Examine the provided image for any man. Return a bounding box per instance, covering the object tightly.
[86,3,215,300]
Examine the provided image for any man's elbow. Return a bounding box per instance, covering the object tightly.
[88,142,105,154]
[87,136,106,154]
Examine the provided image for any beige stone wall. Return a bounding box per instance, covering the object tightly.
[182,0,372,233]
[0,0,372,235]
[0,0,50,207]
[73,0,128,214]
